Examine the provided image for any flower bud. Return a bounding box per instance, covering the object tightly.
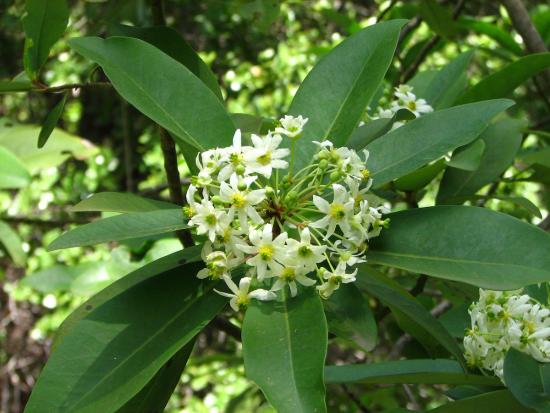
[235,164,246,175]
[319,159,329,170]
[330,171,341,182]
[237,181,247,191]
[265,186,274,197]
[211,195,223,206]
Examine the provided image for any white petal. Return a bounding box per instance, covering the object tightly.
[249,289,277,301]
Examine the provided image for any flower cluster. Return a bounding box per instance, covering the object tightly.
[184,115,389,311]
[464,288,550,381]
[372,84,433,128]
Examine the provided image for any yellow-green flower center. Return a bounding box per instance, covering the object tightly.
[205,213,217,225]
[407,100,417,110]
[258,244,274,261]
[231,192,247,208]
[258,151,272,166]
[281,268,296,281]
[236,293,250,309]
[329,203,346,220]
[297,245,312,258]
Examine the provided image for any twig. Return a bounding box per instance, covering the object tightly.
[409,275,428,297]
[501,0,548,55]
[402,384,421,410]
[376,0,398,22]
[341,384,371,413]
[210,316,242,342]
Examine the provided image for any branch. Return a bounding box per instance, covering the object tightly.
[501,0,548,54]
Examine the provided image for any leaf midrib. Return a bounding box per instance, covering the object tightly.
[67,283,219,412]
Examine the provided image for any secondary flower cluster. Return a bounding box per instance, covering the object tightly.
[372,84,433,128]
[184,115,389,311]
[464,288,550,381]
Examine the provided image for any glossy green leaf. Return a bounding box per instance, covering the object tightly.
[437,118,524,201]
[22,0,69,79]
[0,146,31,189]
[285,20,406,170]
[457,17,523,55]
[0,80,33,93]
[111,24,222,101]
[356,266,464,363]
[242,288,328,413]
[37,93,67,148]
[0,220,27,266]
[71,192,178,213]
[429,389,535,412]
[520,147,550,168]
[504,349,550,413]
[459,53,550,104]
[347,109,415,151]
[444,195,542,219]
[445,139,486,171]
[367,206,550,289]
[367,99,513,188]
[116,341,195,413]
[25,258,224,413]
[0,122,98,173]
[69,37,234,151]
[324,283,377,351]
[394,159,446,192]
[420,51,473,109]
[230,113,276,135]
[418,0,456,37]
[48,209,187,250]
[325,359,500,386]
[52,248,201,349]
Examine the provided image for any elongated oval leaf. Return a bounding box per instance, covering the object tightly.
[356,266,464,363]
[429,389,534,413]
[48,209,187,250]
[23,0,69,79]
[0,80,33,93]
[445,139,485,171]
[459,53,550,104]
[285,20,406,170]
[69,36,234,151]
[366,99,513,188]
[437,117,524,202]
[25,259,224,413]
[71,192,178,213]
[0,220,27,266]
[0,146,31,189]
[325,359,501,386]
[38,93,67,148]
[368,206,550,290]
[242,288,328,413]
[111,24,222,101]
[504,349,550,413]
[324,282,377,351]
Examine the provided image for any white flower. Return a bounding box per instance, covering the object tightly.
[195,149,224,186]
[284,227,326,270]
[271,265,316,297]
[244,133,290,177]
[189,198,224,242]
[219,173,265,229]
[238,224,288,280]
[197,246,240,280]
[310,184,354,238]
[317,262,358,299]
[215,275,276,311]
[392,91,433,117]
[275,115,308,138]
[218,129,252,181]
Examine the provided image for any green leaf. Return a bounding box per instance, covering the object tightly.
[37,93,67,148]
[285,20,406,170]
[459,53,550,104]
[418,0,457,37]
[0,146,31,189]
[0,220,27,266]
[116,341,195,413]
[444,195,542,219]
[230,113,276,135]
[48,209,187,251]
[0,122,98,173]
[325,359,501,386]
[393,159,446,192]
[242,288,328,413]
[520,147,550,168]
[504,349,550,413]
[356,266,464,363]
[437,118,524,201]
[0,80,33,93]
[324,283,377,351]
[347,109,415,151]
[24,259,225,413]
[111,24,222,101]
[71,192,178,213]
[367,206,550,290]
[51,248,201,349]
[69,36,234,151]
[445,139,486,171]
[457,17,523,55]
[22,0,69,79]
[420,51,474,109]
[429,389,535,412]
[367,99,513,188]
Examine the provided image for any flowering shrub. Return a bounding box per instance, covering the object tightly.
[185,116,389,310]
[465,289,550,380]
